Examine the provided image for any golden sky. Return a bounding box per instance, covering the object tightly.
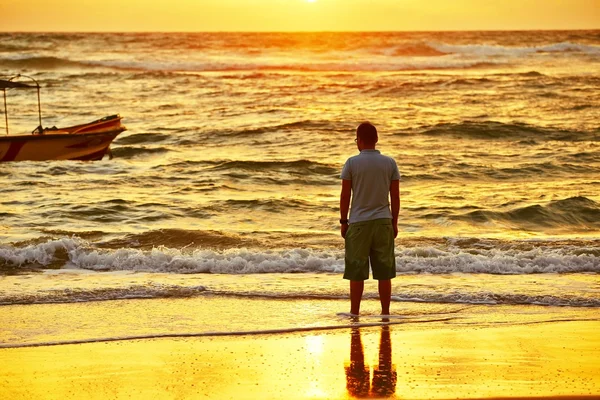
[1,0,599,32]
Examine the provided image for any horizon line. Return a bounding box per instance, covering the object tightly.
[1,28,599,34]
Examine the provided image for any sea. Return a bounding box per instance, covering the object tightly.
[0,31,599,347]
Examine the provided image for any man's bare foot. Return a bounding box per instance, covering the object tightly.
[337,312,359,317]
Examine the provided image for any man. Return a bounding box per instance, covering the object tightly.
[340,122,400,316]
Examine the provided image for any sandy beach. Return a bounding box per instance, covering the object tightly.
[1,296,599,400]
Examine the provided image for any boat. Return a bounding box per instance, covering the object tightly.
[0,75,126,162]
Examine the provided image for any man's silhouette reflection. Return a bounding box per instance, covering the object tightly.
[371,325,397,397]
[345,325,397,398]
[346,327,371,397]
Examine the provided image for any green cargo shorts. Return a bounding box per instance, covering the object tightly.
[344,218,396,281]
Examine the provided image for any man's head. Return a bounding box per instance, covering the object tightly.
[356,122,378,149]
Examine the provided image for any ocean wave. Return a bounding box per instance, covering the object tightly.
[432,41,600,57]
[571,104,595,111]
[206,288,600,308]
[30,200,177,225]
[0,43,31,52]
[0,238,75,272]
[401,161,600,182]
[560,150,600,163]
[2,236,599,275]
[358,72,595,95]
[411,120,598,141]
[456,196,600,231]
[221,72,272,80]
[97,58,499,73]
[66,246,344,274]
[192,159,340,186]
[0,56,94,70]
[110,146,170,159]
[391,291,600,307]
[9,44,596,74]
[0,284,206,306]
[210,159,339,176]
[0,54,498,73]
[483,162,598,180]
[388,42,449,57]
[212,120,337,137]
[509,71,546,77]
[154,159,339,177]
[207,198,322,214]
[1,277,598,308]
[445,77,492,85]
[101,229,264,250]
[3,32,599,73]
[114,133,170,145]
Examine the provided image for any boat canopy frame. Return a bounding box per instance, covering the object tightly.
[1,74,42,135]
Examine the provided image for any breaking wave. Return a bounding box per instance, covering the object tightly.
[2,236,599,275]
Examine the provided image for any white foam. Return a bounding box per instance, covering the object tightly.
[398,245,600,274]
[2,240,599,275]
[0,238,81,267]
[68,246,345,274]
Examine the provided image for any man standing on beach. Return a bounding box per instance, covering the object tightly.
[340,122,400,316]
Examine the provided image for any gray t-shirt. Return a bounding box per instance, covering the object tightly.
[340,149,400,224]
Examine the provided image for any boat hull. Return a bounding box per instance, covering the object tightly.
[0,116,126,162]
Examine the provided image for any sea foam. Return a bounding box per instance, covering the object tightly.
[2,238,598,275]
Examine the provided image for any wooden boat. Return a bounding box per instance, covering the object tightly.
[0,75,126,162]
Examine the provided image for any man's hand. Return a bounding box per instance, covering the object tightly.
[340,180,352,239]
[390,180,400,239]
[341,223,349,238]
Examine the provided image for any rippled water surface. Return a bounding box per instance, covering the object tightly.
[0,31,599,316]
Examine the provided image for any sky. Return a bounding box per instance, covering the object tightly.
[1,0,599,32]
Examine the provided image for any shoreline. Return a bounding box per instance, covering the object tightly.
[1,298,599,399]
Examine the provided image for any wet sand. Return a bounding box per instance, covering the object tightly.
[1,304,599,399]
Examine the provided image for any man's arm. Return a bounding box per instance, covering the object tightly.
[340,179,352,238]
[390,179,400,238]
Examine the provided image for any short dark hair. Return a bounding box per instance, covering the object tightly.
[356,122,378,145]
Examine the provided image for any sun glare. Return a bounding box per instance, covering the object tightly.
[2,0,598,31]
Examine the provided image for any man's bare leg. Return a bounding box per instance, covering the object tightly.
[378,279,391,315]
[350,280,364,315]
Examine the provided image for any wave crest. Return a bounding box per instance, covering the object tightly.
[2,236,599,275]
[1,284,206,305]
[0,56,91,70]
[433,41,600,57]
[412,120,598,141]
[458,197,600,231]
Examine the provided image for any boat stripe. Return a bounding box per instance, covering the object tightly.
[1,141,26,161]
